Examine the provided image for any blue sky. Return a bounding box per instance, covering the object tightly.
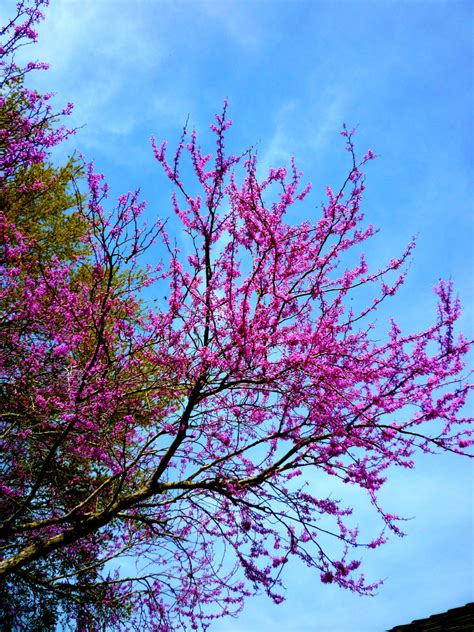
[2,0,472,630]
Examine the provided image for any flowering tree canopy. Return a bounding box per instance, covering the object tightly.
[0,2,472,630]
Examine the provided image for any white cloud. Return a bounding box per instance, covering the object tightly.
[7,1,169,145]
[199,0,262,53]
[256,85,347,182]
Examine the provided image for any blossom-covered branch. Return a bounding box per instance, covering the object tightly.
[0,3,471,630]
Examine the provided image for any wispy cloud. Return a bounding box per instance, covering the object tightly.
[13,0,172,155]
[199,0,262,53]
[256,85,347,181]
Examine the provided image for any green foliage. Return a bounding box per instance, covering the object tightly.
[0,157,88,264]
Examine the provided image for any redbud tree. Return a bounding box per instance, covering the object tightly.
[0,2,472,631]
